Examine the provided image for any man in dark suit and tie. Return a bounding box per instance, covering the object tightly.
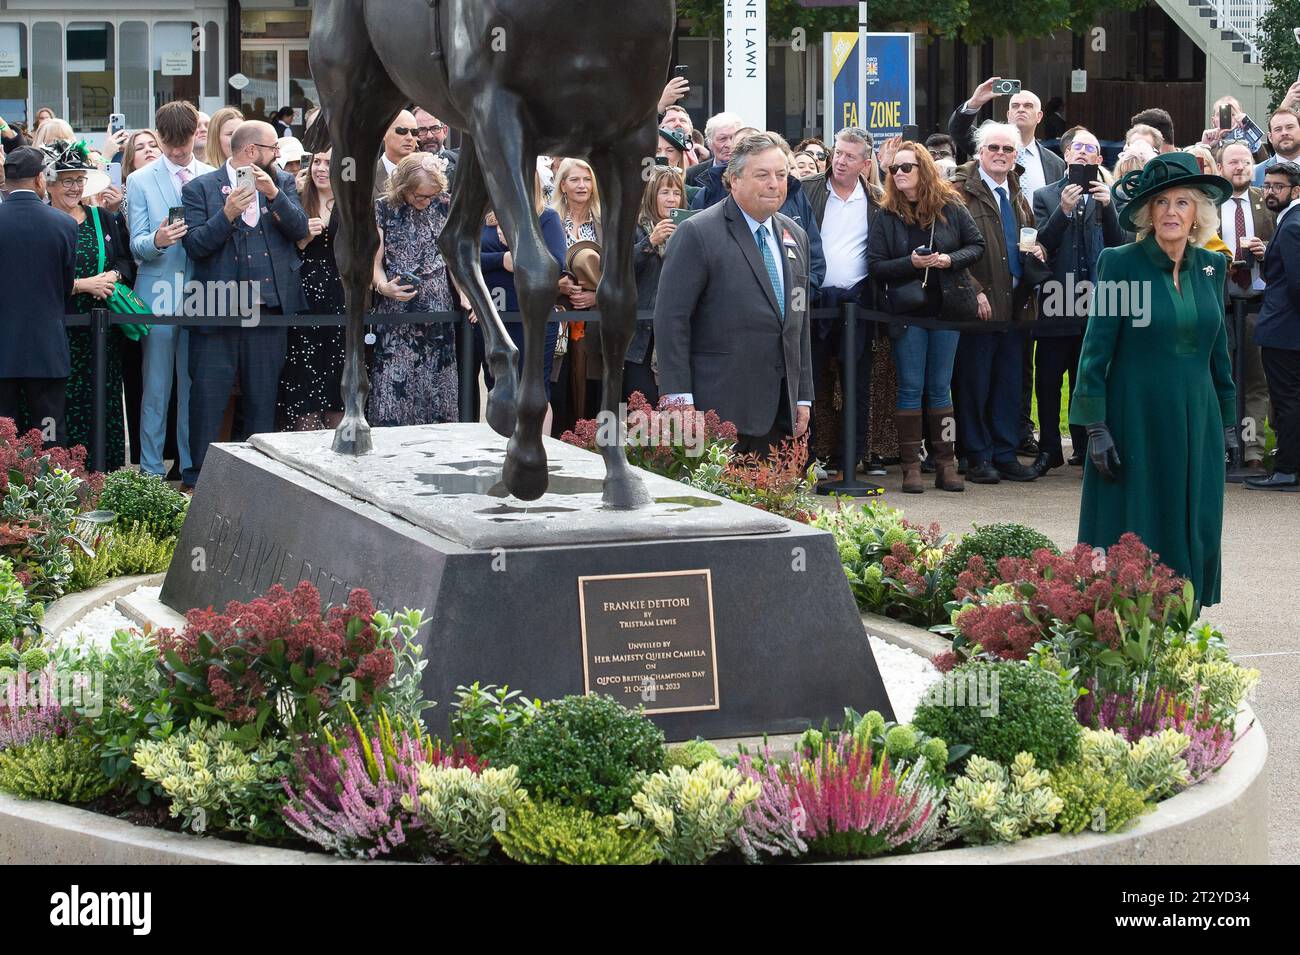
[181,120,309,487]
[1246,161,1300,491]
[0,146,77,445]
[1032,126,1124,473]
[1219,141,1277,476]
[654,132,814,455]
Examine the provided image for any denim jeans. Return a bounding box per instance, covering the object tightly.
[891,325,959,410]
[139,324,191,476]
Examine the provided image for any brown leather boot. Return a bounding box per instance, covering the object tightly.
[928,407,964,492]
[896,410,924,493]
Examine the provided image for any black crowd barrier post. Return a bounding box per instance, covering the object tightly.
[89,308,108,473]
[457,308,475,424]
[816,302,878,498]
[1226,297,1252,483]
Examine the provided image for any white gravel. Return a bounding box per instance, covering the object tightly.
[54,586,160,650]
[52,588,941,724]
[56,602,140,650]
[869,635,942,724]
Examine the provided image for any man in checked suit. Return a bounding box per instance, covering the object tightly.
[1219,141,1277,476]
[654,132,814,455]
[181,120,308,488]
[129,100,214,481]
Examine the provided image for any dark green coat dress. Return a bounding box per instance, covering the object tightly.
[1069,235,1236,606]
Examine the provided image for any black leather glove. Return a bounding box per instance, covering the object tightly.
[1224,425,1240,453]
[1086,422,1121,481]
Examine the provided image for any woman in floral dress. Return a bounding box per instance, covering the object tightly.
[370,153,458,426]
[279,149,346,430]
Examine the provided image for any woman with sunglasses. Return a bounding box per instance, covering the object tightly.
[868,143,985,493]
[797,138,830,176]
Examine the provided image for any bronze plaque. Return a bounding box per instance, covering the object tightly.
[578,569,720,715]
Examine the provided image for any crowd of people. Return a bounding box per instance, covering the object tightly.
[0,74,1297,566]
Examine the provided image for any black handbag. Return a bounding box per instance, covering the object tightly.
[881,221,935,316]
[943,270,981,322]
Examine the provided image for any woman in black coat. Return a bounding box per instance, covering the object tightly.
[867,143,984,493]
[45,141,138,468]
[626,165,687,405]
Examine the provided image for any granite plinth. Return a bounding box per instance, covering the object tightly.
[161,428,892,739]
[248,425,788,549]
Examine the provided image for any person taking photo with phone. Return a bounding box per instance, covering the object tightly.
[128,100,214,481]
[181,119,309,488]
[947,77,1065,202]
[1031,126,1125,476]
[626,164,686,404]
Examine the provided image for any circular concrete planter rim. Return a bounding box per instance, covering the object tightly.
[2,581,1264,865]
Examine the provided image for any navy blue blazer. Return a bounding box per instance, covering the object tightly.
[0,191,77,378]
[180,164,310,328]
[1255,206,1300,352]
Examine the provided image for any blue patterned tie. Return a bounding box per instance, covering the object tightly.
[996,185,1023,279]
[756,225,785,321]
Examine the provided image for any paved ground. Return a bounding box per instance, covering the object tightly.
[849,454,1296,865]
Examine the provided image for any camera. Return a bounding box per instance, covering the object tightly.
[992,79,1022,96]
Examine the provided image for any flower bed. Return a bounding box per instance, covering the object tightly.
[0,417,1267,864]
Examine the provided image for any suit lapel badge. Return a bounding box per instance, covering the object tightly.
[781,228,797,247]
[1203,264,1215,277]
[786,248,797,260]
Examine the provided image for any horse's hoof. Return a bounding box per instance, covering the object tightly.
[485,383,517,439]
[602,471,652,510]
[332,417,372,455]
[502,437,548,501]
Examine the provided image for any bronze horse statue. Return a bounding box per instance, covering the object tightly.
[307,0,675,508]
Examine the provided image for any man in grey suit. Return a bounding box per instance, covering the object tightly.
[655,132,814,455]
[181,120,309,487]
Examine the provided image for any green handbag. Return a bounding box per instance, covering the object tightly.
[90,205,151,341]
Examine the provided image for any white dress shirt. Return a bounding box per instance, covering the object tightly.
[1220,191,1266,294]
[162,153,200,193]
[381,154,399,177]
[821,177,870,290]
[1015,140,1047,201]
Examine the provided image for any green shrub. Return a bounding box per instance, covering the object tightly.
[69,521,177,592]
[1081,728,1190,802]
[945,752,1062,844]
[502,694,665,815]
[663,738,722,771]
[0,556,42,641]
[448,682,542,763]
[132,718,292,840]
[936,522,1059,604]
[403,764,529,862]
[495,798,659,865]
[0,734,113,803]
[912,662,1081,768]
[1051,762,1149,834]
[617,761,760,864]
[97,469,189,537]
[55,629,176,800]
[811,503,951,625]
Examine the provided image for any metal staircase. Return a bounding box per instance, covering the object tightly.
[1186,0,1263,65]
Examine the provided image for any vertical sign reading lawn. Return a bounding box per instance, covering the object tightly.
[724,0,768,126]
[823,31,915,141]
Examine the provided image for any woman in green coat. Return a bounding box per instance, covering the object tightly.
[1069,153,1237,606]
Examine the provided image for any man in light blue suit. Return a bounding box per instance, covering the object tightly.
[128,101,214,478]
